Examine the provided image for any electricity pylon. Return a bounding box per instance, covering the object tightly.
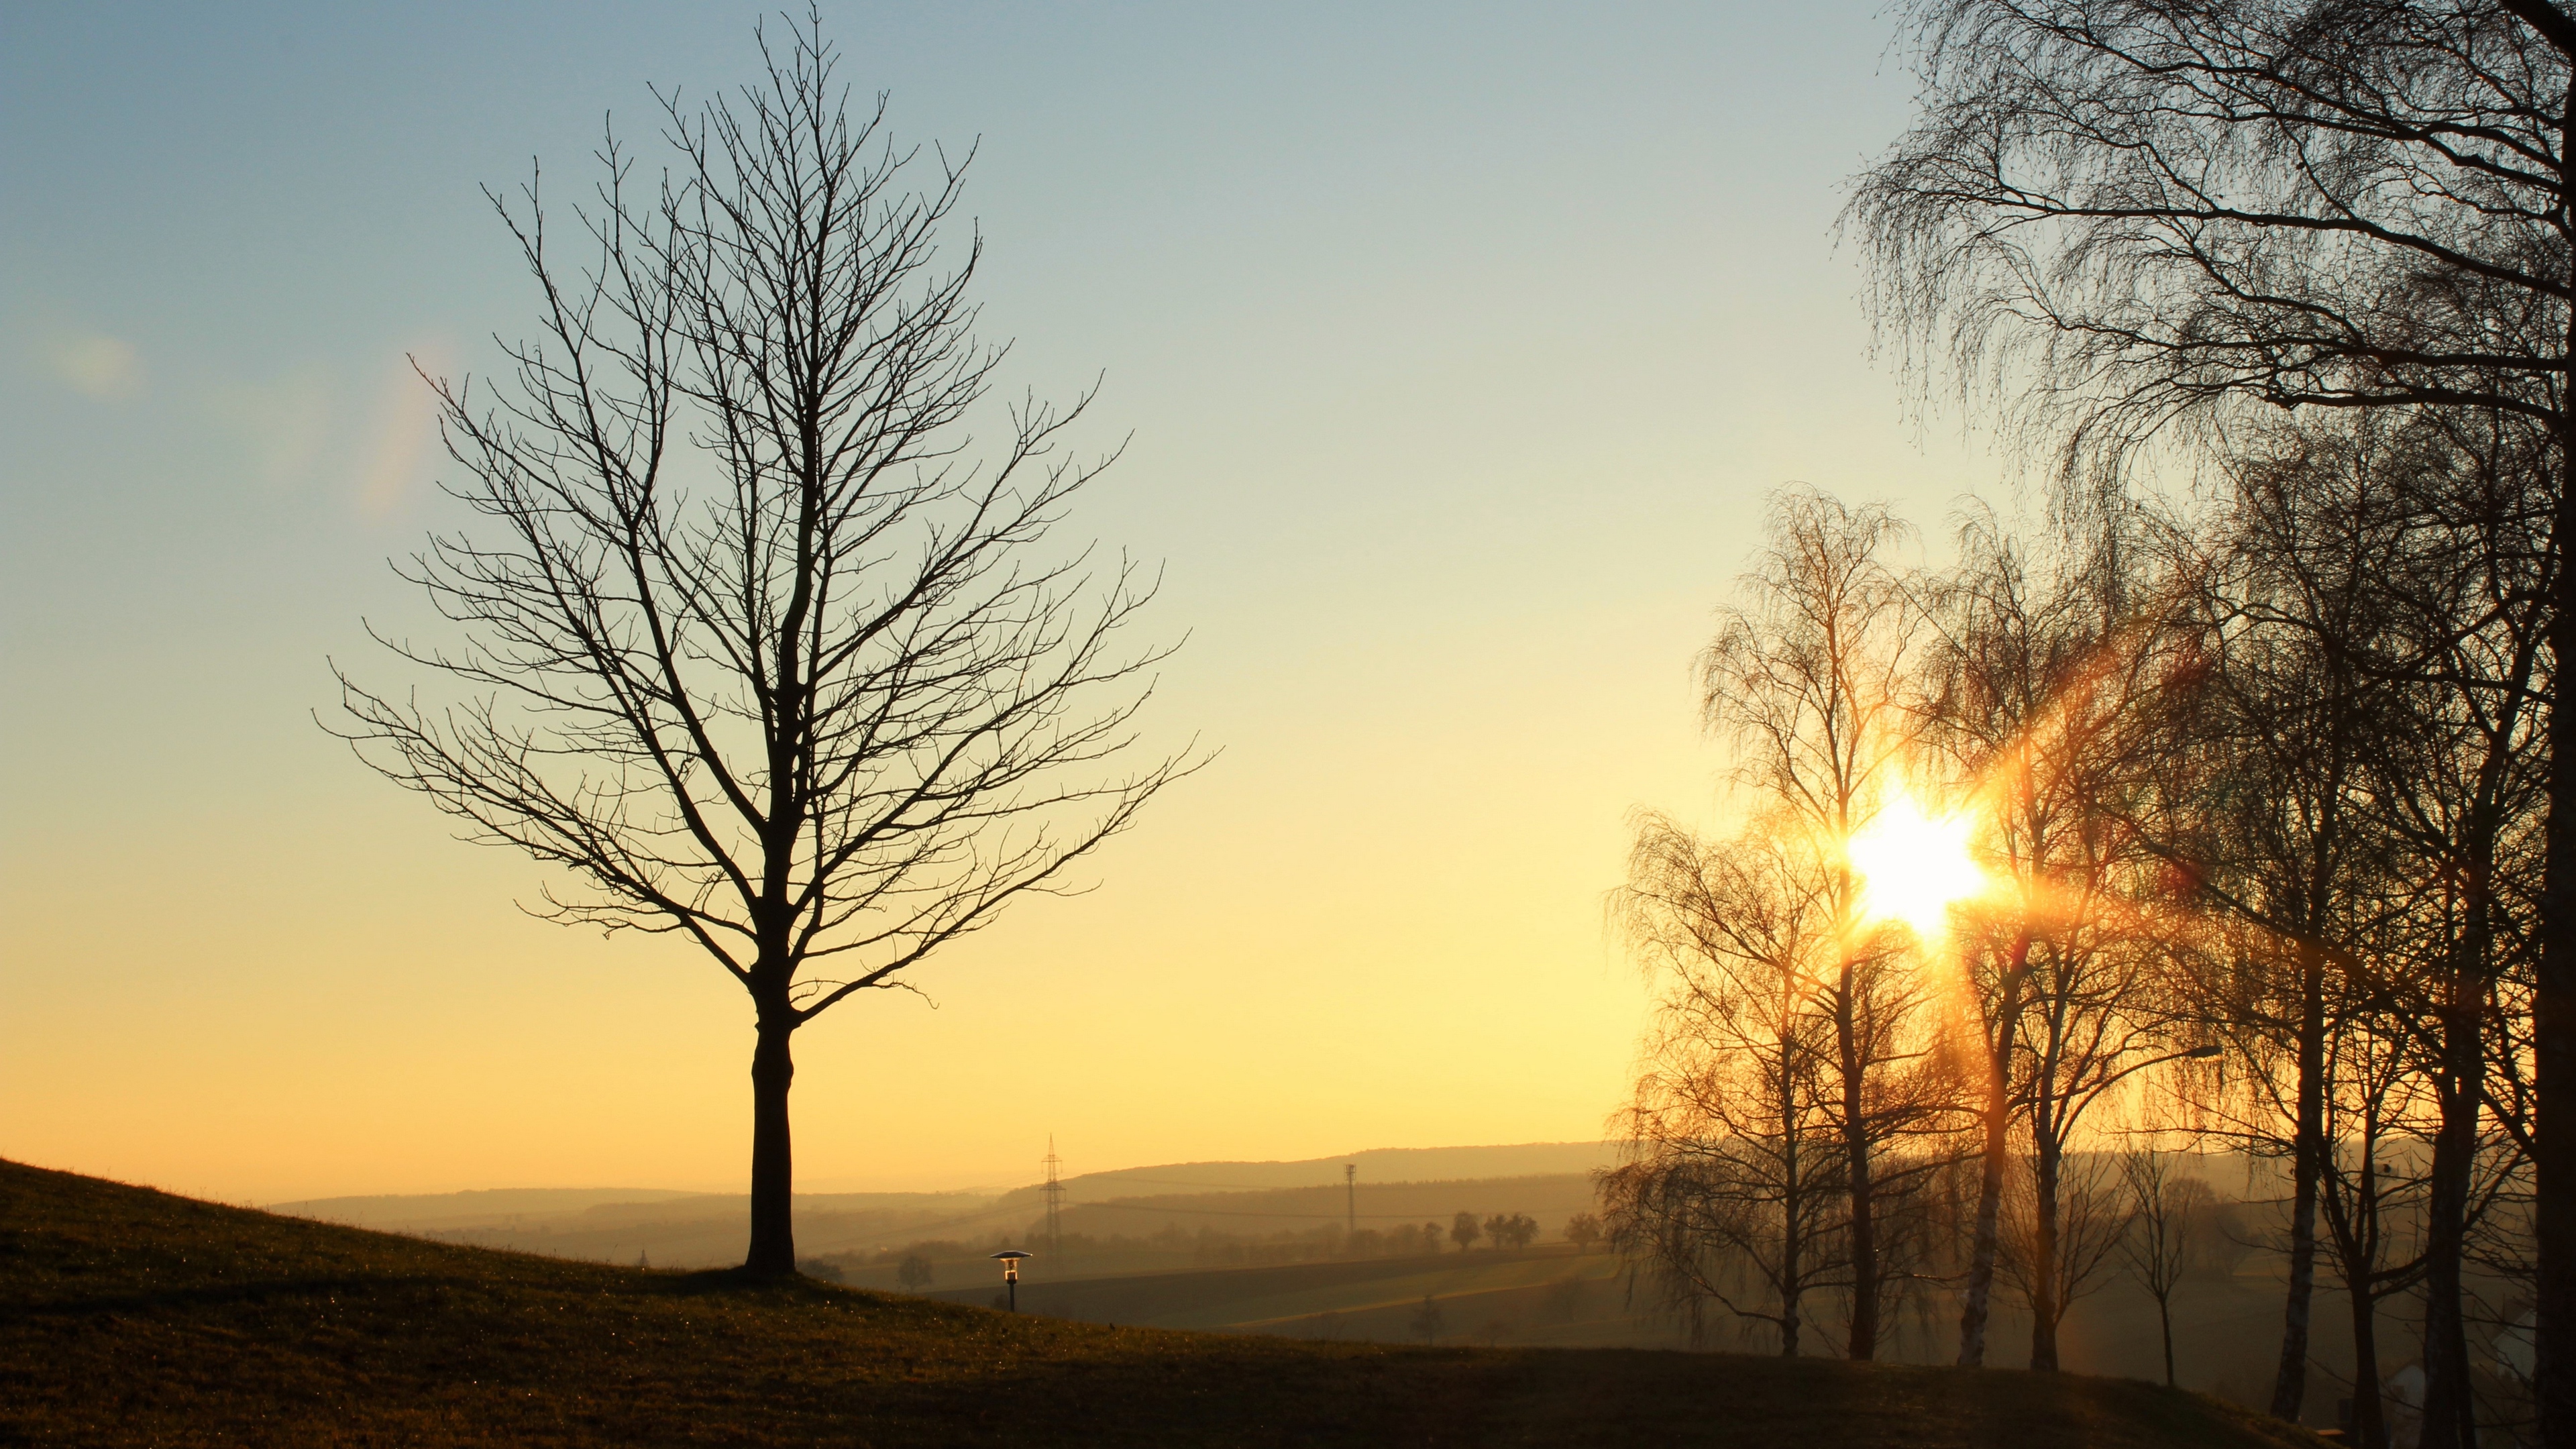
[1042,1136,1065,1256]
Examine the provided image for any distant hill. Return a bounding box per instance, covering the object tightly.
[263,1185,710,1228]
[3,1157,2323,1448]
[266,1186,991,1232]
[1020,1142,1623,1205]
[251,1143,1624,1269]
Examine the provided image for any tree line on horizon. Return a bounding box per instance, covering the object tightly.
[1603,6,2576,1448]
[860,1209,1580,1285]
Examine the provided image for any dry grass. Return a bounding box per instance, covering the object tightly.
[1,1159,2324,1447]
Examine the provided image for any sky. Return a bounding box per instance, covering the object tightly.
[0,2,2008,1203]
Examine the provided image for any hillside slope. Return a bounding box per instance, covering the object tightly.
[1,1159,2321,1448]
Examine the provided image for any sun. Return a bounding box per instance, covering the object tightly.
[1844,792,1986,940]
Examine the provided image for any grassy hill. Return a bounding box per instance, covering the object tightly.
[1,1159,2325,1448]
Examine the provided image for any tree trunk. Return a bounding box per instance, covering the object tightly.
[2030,1124,2062,1371]
[2157,1289,2176,1388]
[2419,983,2485,1449]
[2544,633,2575,1449]
[2271,939,2326,1422]
[2350,1256,2388,1449]
[745,1016,798,1275]
[1957,1126,2006,1366]
[2537,62,2576,1449]
[1782,1031,1803,1358]
[1839,959,1879,1361]
[2546,600,2576,1449]
[1957,938,2028,1367]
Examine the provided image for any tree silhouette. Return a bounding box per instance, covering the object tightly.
[1565,1212,1603,1253]
[2116,1148,2202,1391]
[1856,7,2576,1434]
[334,13,1191,1276]
[1450,1212,1482,1253]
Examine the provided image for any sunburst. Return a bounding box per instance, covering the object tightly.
[1845,792,1987,941]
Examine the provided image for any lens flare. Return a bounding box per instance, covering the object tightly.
[1845,793,1985,940]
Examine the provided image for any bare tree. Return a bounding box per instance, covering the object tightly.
[1566,1212,1603,1253]
[2318,991,2436,1449]
[2362,413,2553,1449]
[1997,1150,2131,1368]
[1918,508,2195,1370]
[1451,1212,1482,1253]
[333,17,1190,1276]
[2155,410,2546,1439]
[2118,1145,2209,1389]
[1697,488,1965,1360]
[2156,417,2414,1421]
[1852,9,2576,1438]
[1916,515,2053,1369]
[1605,816,1851,1356]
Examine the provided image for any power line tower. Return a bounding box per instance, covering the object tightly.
[1042,1136,1065,1257]
[1345,1163,1357,1237]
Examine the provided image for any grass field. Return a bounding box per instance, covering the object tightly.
[1,1158,2328,1447]
[918,1246,1640,1340]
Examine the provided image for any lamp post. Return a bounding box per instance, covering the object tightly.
[2094,1042,2222,1097]
[990,1249,1032,1312]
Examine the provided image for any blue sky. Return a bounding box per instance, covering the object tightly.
[0,3,2008,1199]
